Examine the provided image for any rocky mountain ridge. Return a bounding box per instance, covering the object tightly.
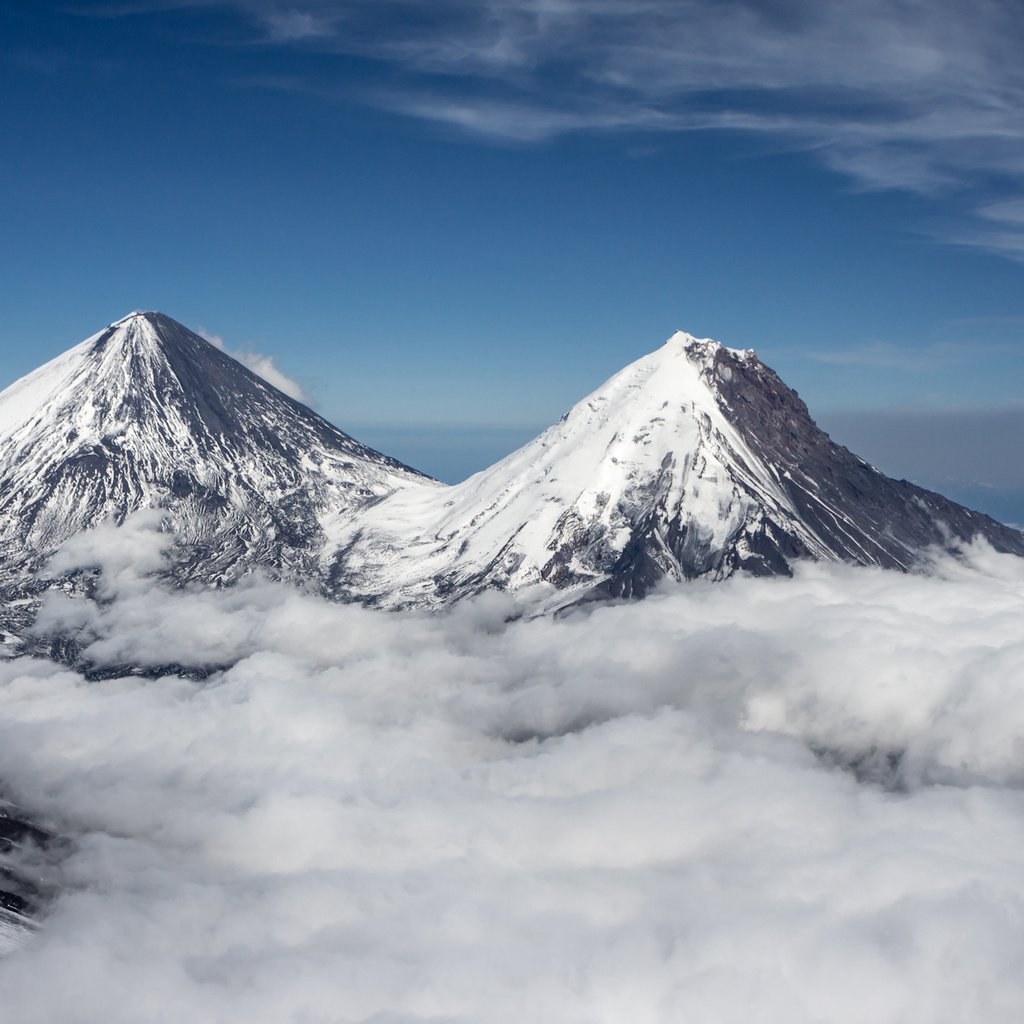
[1,311,1022,647]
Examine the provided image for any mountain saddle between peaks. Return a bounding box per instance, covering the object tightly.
[1,311,1022,654]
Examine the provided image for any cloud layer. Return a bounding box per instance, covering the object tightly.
[1,517,1024,1020]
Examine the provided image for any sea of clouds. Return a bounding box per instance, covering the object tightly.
[1,515,1024,1022]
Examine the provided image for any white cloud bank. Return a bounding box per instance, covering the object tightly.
[2,517,1024,1021]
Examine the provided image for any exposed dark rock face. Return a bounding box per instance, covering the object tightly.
[707,345,1024,571]
[592,347,1024,600]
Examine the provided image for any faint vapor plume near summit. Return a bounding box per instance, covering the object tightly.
[198,327,310,404]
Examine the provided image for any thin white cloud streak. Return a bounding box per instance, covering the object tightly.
[264,8,336,41]
[198,328,310,404]
[95,0,1024,257]
[803,339,1012,370]
[1,515,1024,1018]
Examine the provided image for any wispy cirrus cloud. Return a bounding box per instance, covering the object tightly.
[804,339,1011,371]
[263,8,336,41]
[75,1,1024,257]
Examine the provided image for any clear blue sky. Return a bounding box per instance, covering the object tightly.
[2,1,1023,517]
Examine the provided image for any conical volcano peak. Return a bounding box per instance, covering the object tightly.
[76,311,322,434]
[664,329,714,350]
[40,311,425,475]
[111,310,159,326]
[662,330,757,365]
[102,310,178,343]
[2,312,1023,647]
[89,310,214,362]
[0,311,431,582]
[319,324,1024,607]
[585,330,756,420]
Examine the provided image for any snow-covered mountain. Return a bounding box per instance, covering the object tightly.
[0,312,433,644]
[330,331,1024,607]
[1,312,1022,647]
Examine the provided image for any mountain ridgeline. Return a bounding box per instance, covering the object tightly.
[1,311,1022,645]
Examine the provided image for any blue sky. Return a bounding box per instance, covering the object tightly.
[2,1,1023,514]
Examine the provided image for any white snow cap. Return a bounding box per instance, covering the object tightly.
[111,310,158,325]
[664,330,756,361]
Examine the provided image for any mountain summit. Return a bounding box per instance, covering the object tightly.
[1,314,1022,645]
[0,312,432,641]
[327,331,1024,606]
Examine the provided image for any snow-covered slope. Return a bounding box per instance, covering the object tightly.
[0,312,434,642]
[2,314,1022,646]
[329,332,1024,606]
